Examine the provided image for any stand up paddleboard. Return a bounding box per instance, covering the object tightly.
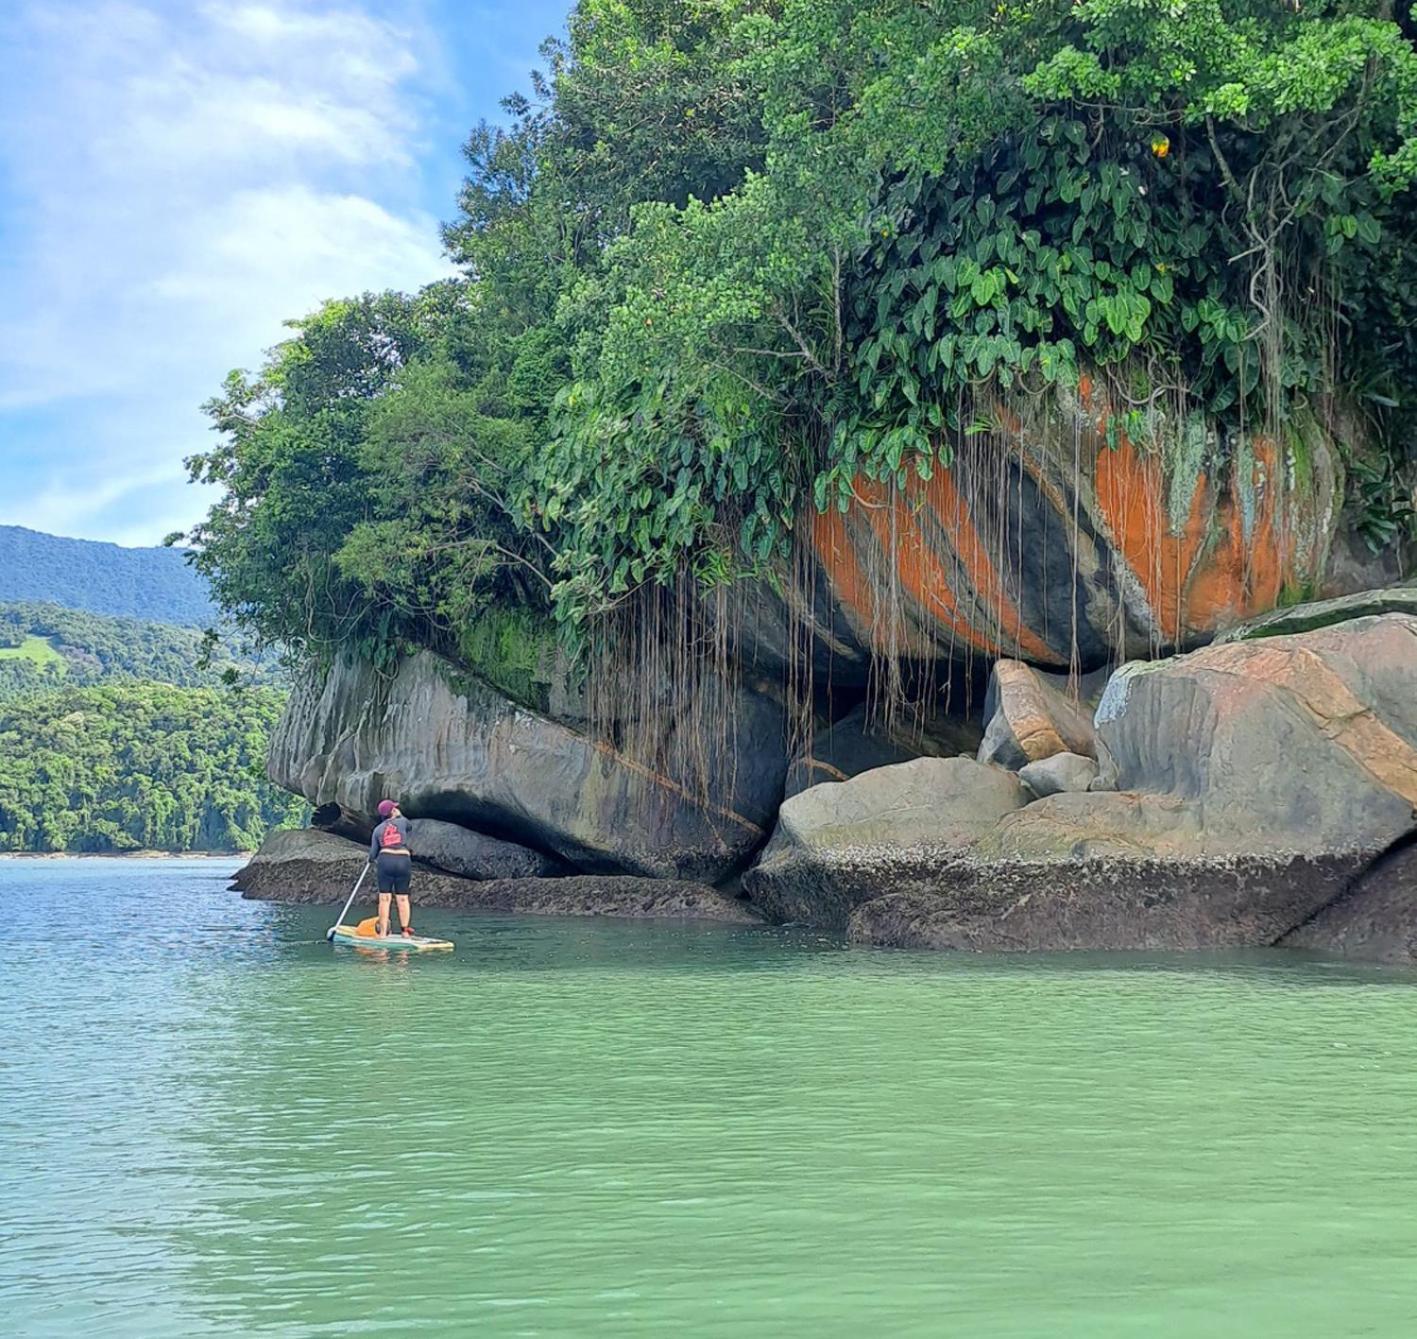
[325,866,454,952]
[330,924,453,952]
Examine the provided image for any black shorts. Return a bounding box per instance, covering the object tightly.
[375,852,412,894]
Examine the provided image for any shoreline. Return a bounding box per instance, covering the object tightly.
[0,850,251,861]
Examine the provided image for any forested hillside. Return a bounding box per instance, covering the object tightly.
[0,682,303,853]
[0,601,280,701]
[0,542,294,853]
[0,525,212,626]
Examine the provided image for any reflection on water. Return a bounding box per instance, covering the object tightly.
[4,858,1417,1337]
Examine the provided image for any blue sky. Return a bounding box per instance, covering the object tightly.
[0,0,573,545]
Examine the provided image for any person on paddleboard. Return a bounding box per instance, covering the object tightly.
[369,799,416,938]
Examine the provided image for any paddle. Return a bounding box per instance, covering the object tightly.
[326,862,371,942]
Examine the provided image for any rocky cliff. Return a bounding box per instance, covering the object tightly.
[825,609,1417,952]
[249,561,1417,962]
[267,648,788,883]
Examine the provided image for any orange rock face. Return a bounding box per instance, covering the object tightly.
[797,381,1336,673]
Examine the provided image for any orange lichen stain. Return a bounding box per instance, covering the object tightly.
[811,466,1058,664]
[810,480,989,657]
[1183,437,1287,633]
[809,503,936,659]
[1092,426,1209,642]
[907,466,1059,663]
[860,471,1001,658]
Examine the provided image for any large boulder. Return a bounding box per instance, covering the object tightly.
[1214,583,1417,644]
[743,757,1029,928]
[233,828,477,904]
[232,827,365,899]
[1018,752,1099,798]
[731,382,1339,681]
[977,661,1104,769]
[269,650,789,883]
[1082,613,1417,851]
[788,614,1417,951]
[408,817,565,881]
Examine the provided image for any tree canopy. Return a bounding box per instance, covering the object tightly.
[187,1,1417,688]
[0,682,302,853]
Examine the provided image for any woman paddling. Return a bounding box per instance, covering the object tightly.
[369,799,416,938]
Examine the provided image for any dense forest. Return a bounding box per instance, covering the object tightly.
[0,525,213,626]
[0,682,303,853]
[185,2,1417,707]
[0,543,294,853]
[0,601,280,701]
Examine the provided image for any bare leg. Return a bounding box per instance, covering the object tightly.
[377,892,392,938]
[395,894,411,933]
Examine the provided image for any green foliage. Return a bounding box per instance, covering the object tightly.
[545,0,1417,621]
[455,605,560,711]
[0,602,280,703]
[1346,449,1417,554]
[0,683,304,853]
[185,286,555,676]
[190,0,1417,673]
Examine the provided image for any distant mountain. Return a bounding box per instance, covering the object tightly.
[0,525,213,626]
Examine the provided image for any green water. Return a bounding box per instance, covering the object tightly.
[6,859,1417,1337]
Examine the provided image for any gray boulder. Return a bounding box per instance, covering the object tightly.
[231,828,366,901]
[233,828,481,905]
[744,757,1029,928]
[1019,752,1099,798]
[269,649,789,882]
[1084,613,1417,852]
[408,817,564,881]
[769,614,1417,953]
[233,832,760,923]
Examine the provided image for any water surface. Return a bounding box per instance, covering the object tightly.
[4,858,1417,1336]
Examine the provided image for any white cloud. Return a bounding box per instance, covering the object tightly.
[0,0,458,541]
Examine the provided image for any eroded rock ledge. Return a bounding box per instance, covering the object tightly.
[234,828,760,924]
[846,853,1371,952]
